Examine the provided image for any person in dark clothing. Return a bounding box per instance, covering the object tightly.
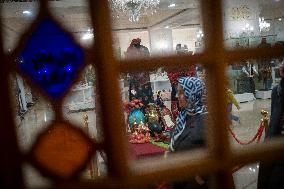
[170,77,208,189]
[241,61,258,94]
[125,38,154,106]
[257,61,284,189]
[155,90,166,108]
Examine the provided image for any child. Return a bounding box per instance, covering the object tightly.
[227,88,241,124]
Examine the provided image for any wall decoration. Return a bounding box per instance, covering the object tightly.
[231,5,251,20]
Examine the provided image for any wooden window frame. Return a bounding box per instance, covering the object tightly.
[0,0,284,188]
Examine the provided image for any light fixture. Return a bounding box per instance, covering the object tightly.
[23,10,31,15]
[82,33,93,40]
[158,41,167,49]
[242,23,254,33]
[44,112,47,122]
[109,0,160,22]
[82,28,94,40]
[196,29,204,40]
[279,18,282,21]
[165,25,169,29]
[168,3,176,7]
[259,17,270,33]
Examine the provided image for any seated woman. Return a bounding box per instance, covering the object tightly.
[170,76,208,189]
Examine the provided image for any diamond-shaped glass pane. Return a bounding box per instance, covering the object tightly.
[62,65,105,142]
[18,17,84,100]
[31,122,94,179]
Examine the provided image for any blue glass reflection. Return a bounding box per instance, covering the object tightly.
[18,18,84,99]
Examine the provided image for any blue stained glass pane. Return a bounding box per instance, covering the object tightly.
[18,17,84,99]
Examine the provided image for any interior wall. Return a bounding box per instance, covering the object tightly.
[115,27,201,59]
[2,30,18,52]
[172,28,199,53]
[149,28,174,56]
[223,0,261,39]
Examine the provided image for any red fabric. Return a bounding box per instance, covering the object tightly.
[129,143,170,188]
[129,143,165,159]
[166,66,196,85]
[228,122,265,145]
[171,101,179,121]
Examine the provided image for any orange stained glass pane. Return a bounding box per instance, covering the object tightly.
[31,122,94,179]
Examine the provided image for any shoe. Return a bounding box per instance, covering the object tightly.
[238,119,241,124]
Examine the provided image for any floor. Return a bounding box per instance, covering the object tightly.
[15,97,271,188]
[230,99,270,189]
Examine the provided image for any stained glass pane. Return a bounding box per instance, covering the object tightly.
[18,17,84,100]
[9,75,55,153]
[63,65,104,142]
[31,122,94,179]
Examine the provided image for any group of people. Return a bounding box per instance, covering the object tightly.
[125,38,284,188]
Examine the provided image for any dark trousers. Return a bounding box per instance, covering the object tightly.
[248,77,255,94]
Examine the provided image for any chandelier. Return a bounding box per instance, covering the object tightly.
[109,0,160,22]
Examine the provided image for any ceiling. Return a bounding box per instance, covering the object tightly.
[0,0,200,49]
[1,0,283,32]
[0,0,284,50]
[0,0,200,31]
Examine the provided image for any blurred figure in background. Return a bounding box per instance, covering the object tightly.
[227,88,241,124]
[155,90,166,108]
[258,60,284,189]
[125,38,154,107]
